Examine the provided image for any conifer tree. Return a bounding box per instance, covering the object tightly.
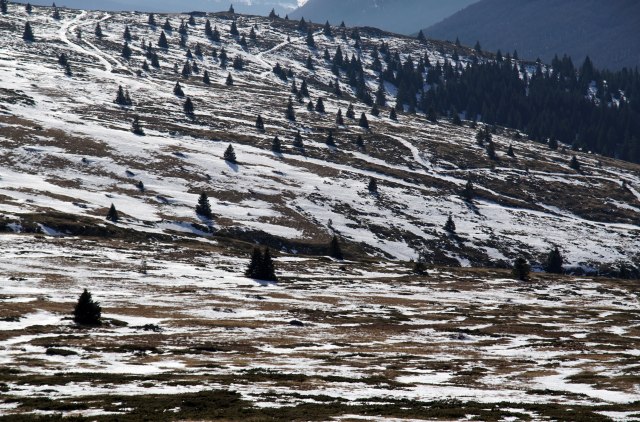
[163,18,172,32]
[300,79,310,97]
[286,97,296,121]
[203,70,210,84]
[326,130,336,147]
[64,63,72,76]
[389,108,398,121]
[52,7,61,20]
[23,22,35,42]
[249,27,256,40]
[474,40,482,53]
[58,53,68,66]
[368,177,378,194]
[427,107,438,123]
[121,42,132,59]
[359,112,369,129]
[307,100,314,111]
[148,13,156,26]
[26,2,32,13]
[195,192,213,219]
[268,8,277,19]
[205,19,213,38]
[158,31,169,48]
[188,15,196,26]
[183,97,195,116]
[219,48,228,67]
[272,136,282,154]
[260,248,277,281]
[417,29,425,41]
[229,4,235,13]
[115,85,132,106]
[306,55,314,70]
[131,115,145,135]
[106,204,119,222]
[256,115,265,132]
[230,20,239,36]
[545,246,564,274]
[328,235,344,260]
[507,144,515,157]
[323,21,332,37]
[413,251,428,275]
[150,52,160,67]
[346,103,355,119]
[1,0,8,14]
[336,109,344,125]
[461,179,474,201]
[315,97,325,113]
[232,55,244,70]
[174,81,185,97]
[225,72,234,86]
[306,29,315,48]
[73,289,101,325]
[181,61,192,78]
[444,215,456,233]
[293,130,304,149]
[486,140,496,160]
[124,25,132,42]
[452,109,462,126]
[245,247,262,279]
[239,35,247,47]
[356,134,364,149]
[95,22,103,38]
[212,26,221,42]
[371,104,380,117]
[512,256,531,281]
[224,144,237,163]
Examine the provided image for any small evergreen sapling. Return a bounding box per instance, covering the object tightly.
[336,109,344,125]
[255,115,265,132]
[286,97,296,121]
[23,22,35,42]
[106,204,119,222]
[368,177,378,194]
[131,115,145,135]
[326,130,336,147]
[95,22,103,38]
[174,81,185,96]
[272,136,282,154]
[183,97,195,116]
[195,192,213,219]
[73,289,101,325]
[225,72,234,86]
[444,215,456,233]
[158,31,169,48]
[315,97,325,113]
[570,155,581,171]
[224,144,237,163]
[293,130,304,149]
[461,179,474,202]
[359,112,369,129]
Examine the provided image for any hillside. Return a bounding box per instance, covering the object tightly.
[424,0,640,70]
[291,0,478,35]
[1,2,640,419]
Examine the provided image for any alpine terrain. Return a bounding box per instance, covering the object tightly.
[1,2,640,420]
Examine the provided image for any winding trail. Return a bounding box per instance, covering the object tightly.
[58,11,112,72]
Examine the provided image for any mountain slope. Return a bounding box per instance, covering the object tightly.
[291,0,478,35]
[424,0,640,70]
[12,0,299,15]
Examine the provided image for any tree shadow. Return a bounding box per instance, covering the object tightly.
[225,160,239,172]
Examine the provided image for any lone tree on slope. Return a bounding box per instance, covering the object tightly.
[195,192,213,219]
[106,204,119,222]
[23,22,35,42]
[73,289,102,325]
[131,115,145,136]
[444,215,456,234]
[224,144,237,163]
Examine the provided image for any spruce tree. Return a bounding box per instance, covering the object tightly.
[26,2,32,13]
[188,15,196,26]
[371,104,380,117]
[359,112,369,129]
[1,0,8,14]
[23,22,35,42]
[413,251,428,275]
[64,63,72,76]
[106,204,119,222]
[417,29,425,41]
[58,53,68,66]
[286,97,296,121]
[195,192,213,219]
[224,144,237,163]
[300,79,309,97]
[52,7,61,20]
[158,31,169,48]
[293,130,304,149]
[324,131,339,150]
[268,8,277,19]
[148,13,156,26]
[115,85,132,106]
[229,4,235,13]
[452,109,462,126]
[249,27,256,40]
[356,134,364,148]
[121,42,132,59]
[73,289,101,325]
[323,21,332,37]
[163,18,172,32]
[444,215,456,233]
[461,179,474,201]
[260,248,277,281]
[474,41,482,53]
[245,247,262,278]
[368,177,378,194]
[346,103,355,119]
[507,144,515,157]
[512,256,531,281]
[203,70,211,85]
[328,235,344,260]
[124,25,132,41]
[272,136,282,154]
[131,115,145,135]
[183,97,195,116]
[486,140,496,160]
[256,115,265,132]
[232,55,244,70]
[230,20,239,36]
[427,107,438,123]
[389,108,397,121]
[306,29,315,48]
[225,72,234,86]
[336,109,344,125]
[174,81,185,96]
[315,97,325,113]
[545,246,564,274]
[95,22,103,38]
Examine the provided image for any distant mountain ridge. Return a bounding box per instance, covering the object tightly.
[424,0,640,70]
[291,0,478,35]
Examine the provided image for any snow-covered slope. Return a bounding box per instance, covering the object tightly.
[0,3,639,272]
